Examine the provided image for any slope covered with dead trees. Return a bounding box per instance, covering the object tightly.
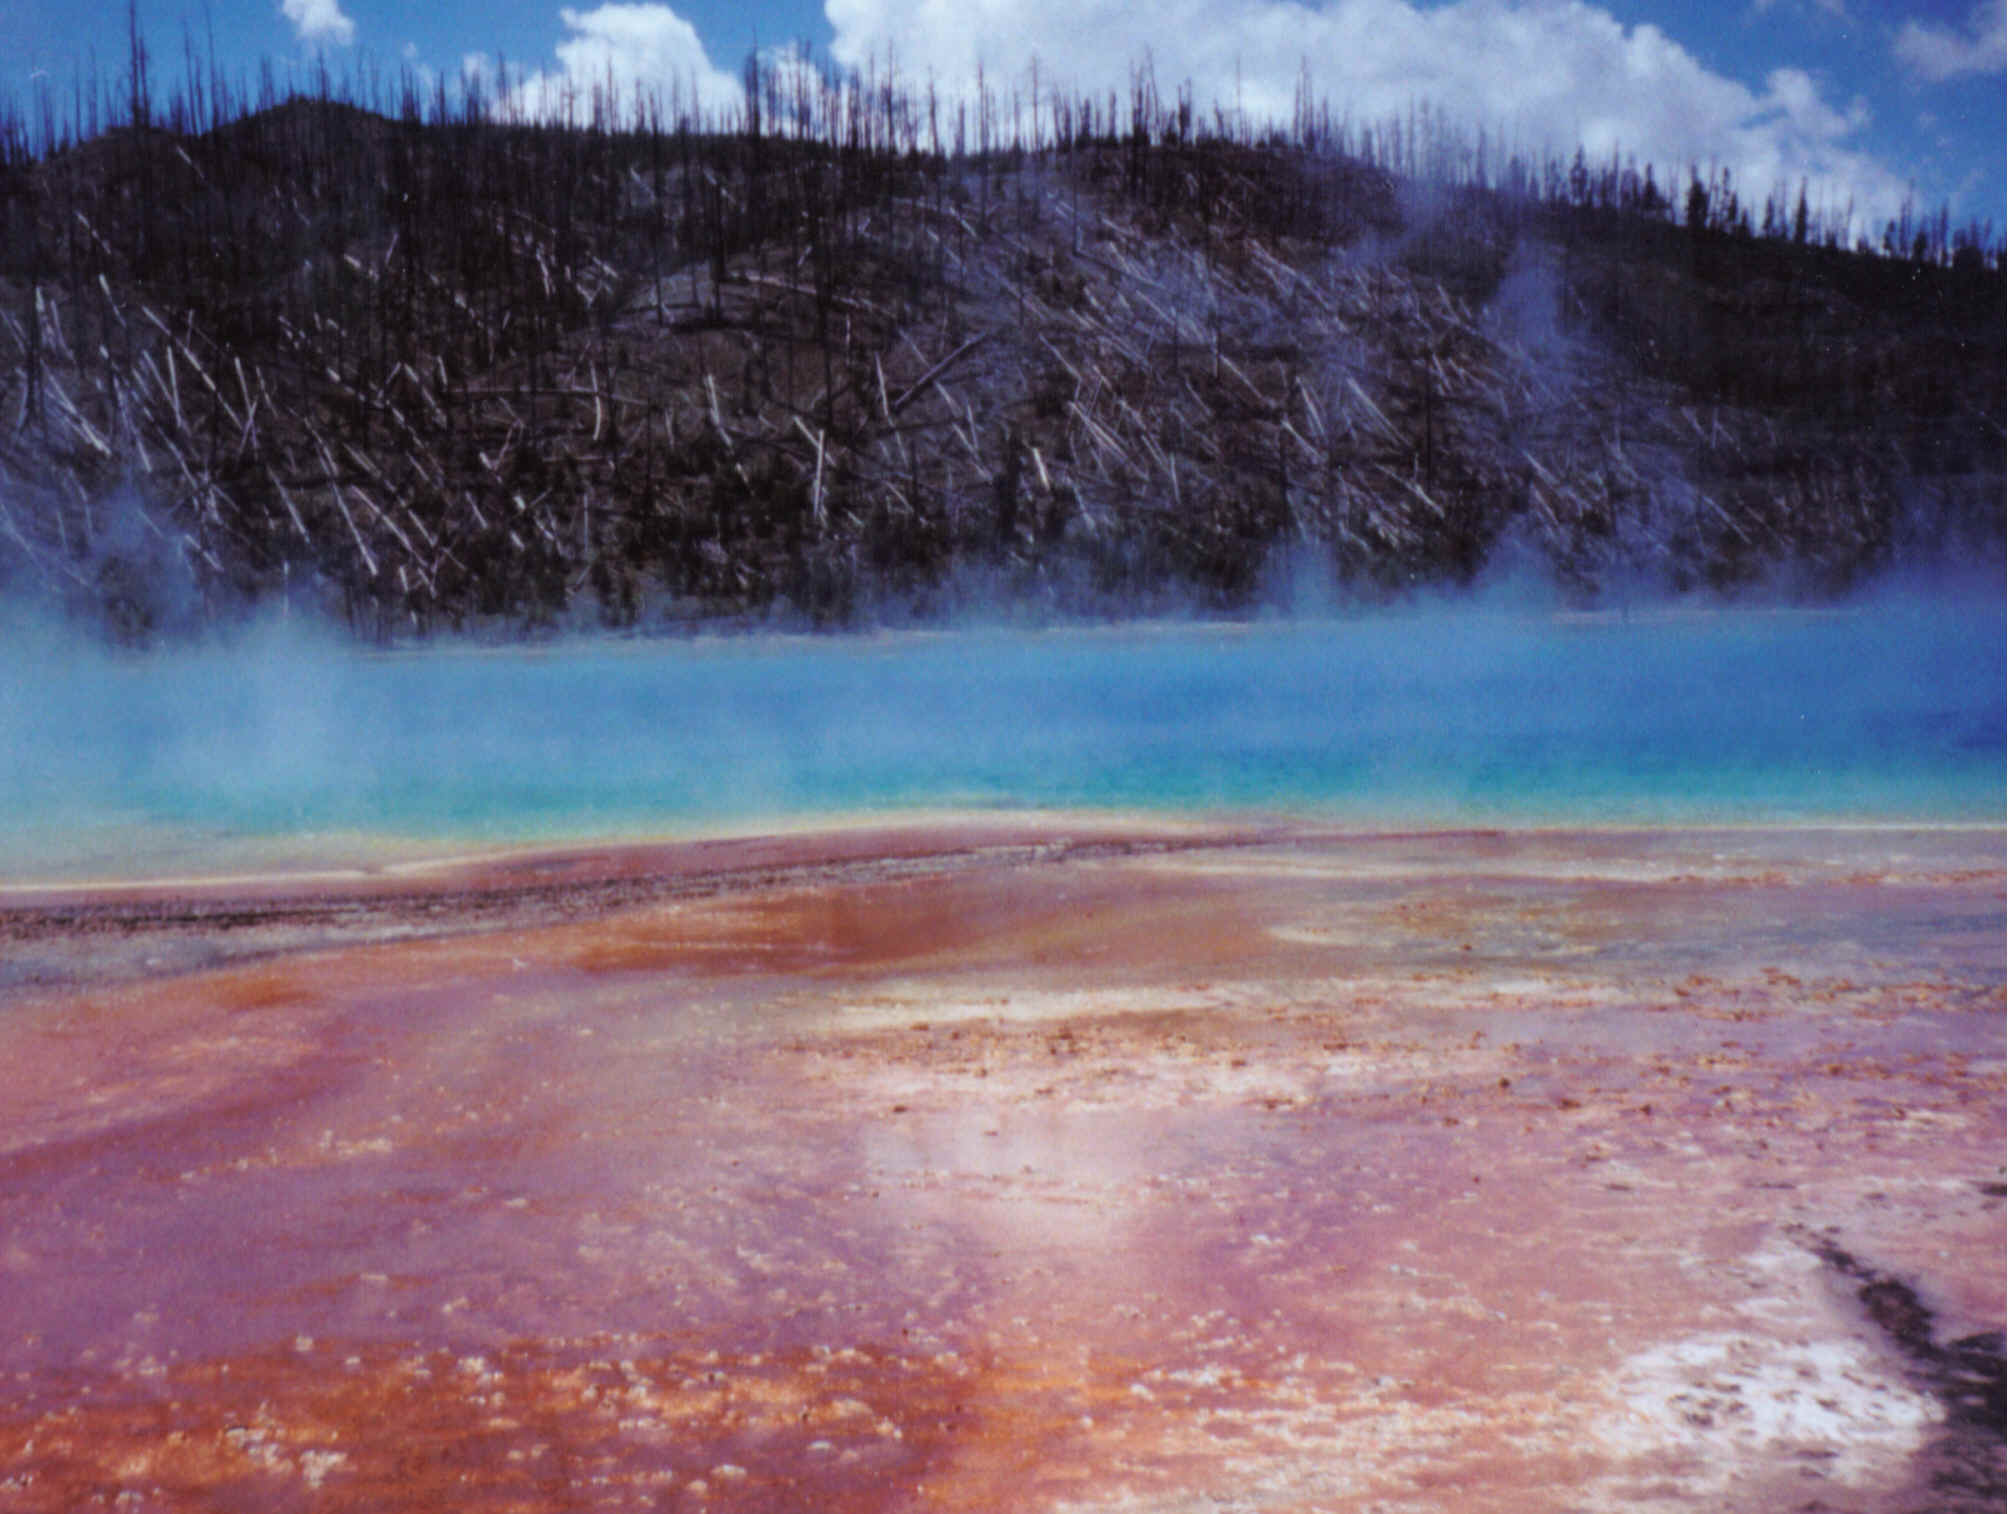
[0,58,2000,639]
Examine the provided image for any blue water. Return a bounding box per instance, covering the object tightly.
[2,594,2000,876]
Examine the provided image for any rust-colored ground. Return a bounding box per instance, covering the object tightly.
[0,819,2001,1512]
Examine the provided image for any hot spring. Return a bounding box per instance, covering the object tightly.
[2,590,2000,881]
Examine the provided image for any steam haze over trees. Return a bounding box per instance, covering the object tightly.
[0,2,2000,638]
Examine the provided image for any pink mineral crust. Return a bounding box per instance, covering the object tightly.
[0,820,2000,1512]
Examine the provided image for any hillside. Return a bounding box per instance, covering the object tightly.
[1,84,2001,639]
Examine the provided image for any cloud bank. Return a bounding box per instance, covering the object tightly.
[489,0,1954,231]
[817,0,1911,229]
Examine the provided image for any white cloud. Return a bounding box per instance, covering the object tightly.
[1894,0,2006,81]
[823,0,1914,233]
[279,0,356,48]
[501,4,743,121]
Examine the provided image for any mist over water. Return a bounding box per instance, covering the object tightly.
[1,587,2000,879]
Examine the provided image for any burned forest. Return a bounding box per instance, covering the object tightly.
[0,55,2001,639]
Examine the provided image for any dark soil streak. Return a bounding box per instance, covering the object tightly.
[1801,1228,2007,1511]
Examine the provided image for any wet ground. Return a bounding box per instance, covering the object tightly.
[0,819,2001,1512]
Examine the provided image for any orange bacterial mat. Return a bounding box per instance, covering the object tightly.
[0,820,2000,1512]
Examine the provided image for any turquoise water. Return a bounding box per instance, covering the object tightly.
[2,594,2001,877]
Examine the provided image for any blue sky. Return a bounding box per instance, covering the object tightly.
[9,0,2003,238]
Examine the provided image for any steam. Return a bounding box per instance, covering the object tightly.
[1482,245,1575,367]
[1,581,1999,880]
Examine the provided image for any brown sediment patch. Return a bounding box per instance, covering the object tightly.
[0,820,2001,1511]
[0,814,1263,1003]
